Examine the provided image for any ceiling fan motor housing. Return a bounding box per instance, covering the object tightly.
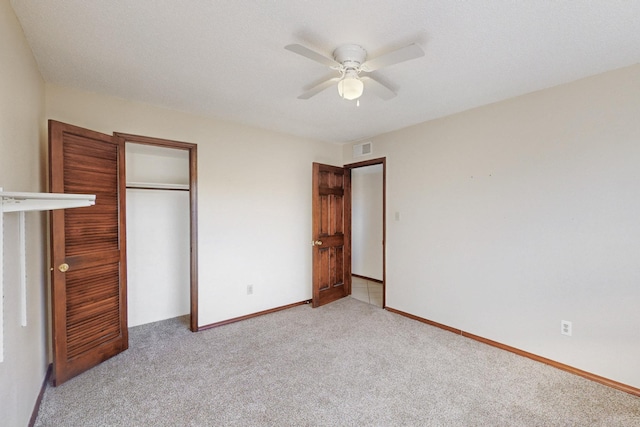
[333,44,367,70]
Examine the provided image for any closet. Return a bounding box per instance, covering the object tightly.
[125,143,191,327]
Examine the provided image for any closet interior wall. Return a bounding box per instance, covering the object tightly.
[125,143,190,327]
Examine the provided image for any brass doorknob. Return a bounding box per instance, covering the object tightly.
[313,240,323,246]
[58,263,69,272]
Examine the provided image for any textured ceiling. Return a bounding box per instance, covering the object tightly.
[10,1,640,143]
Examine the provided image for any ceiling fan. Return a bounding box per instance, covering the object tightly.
[285,42,424,102]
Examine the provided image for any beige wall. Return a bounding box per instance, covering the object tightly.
[343,64,640,389]
[45,84,343,326]
[0,1,47,425]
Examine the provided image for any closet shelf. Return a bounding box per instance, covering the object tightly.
[126,182,189,191]
[0,191,96,213]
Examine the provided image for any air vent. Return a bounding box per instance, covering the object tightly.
[353,141,372,158]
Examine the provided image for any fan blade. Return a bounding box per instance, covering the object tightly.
[285,44,339,68]
[361,76,396,100]
[298,77,341,99]
[361,43,424,72]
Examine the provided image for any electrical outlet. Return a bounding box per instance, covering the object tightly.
[561,320,572,336]
[247,284,253,295]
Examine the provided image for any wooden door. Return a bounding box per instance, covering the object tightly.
[312,163,351,307]
[49,120,128,386]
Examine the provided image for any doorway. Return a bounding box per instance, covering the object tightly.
[345,158,386,308]
[114,132,198,331]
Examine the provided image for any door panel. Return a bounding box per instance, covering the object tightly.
[312,163,351,307]
[49,120,127,386]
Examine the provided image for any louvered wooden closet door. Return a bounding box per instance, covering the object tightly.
[49,120,128,386]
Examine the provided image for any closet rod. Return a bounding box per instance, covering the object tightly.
[126,182,189,191]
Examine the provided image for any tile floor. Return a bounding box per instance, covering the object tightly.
[350,276,383,307]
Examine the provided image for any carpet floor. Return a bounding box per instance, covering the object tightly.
[35,297,640,426]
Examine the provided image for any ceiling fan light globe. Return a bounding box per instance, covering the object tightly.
[337,77,364,100]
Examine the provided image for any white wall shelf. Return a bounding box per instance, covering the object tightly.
[1,191,95,212]
[0,188,95,362]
